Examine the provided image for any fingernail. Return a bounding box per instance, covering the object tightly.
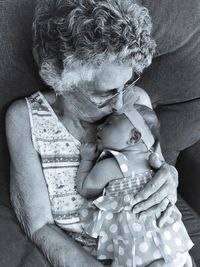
[140,214,147,220]
[133,207,140,213]
[159,220,164,228]
[156,212,160,218]
[134,196,142,203]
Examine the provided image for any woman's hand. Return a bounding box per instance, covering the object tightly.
[132,153,178,227]
[80,143,99,161]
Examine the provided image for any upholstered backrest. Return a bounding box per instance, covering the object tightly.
[140,0,200,162]
[0,0,43,202]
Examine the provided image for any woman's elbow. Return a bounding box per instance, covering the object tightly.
[11,201,37,240]
[10,191,53,240]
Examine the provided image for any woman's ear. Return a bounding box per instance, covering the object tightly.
[128,129,141,145]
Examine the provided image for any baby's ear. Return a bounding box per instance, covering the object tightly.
[129,129,141,144]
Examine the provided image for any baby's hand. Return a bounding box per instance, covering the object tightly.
[80,143,99,161]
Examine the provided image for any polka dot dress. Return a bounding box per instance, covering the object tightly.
[79,151,194,267]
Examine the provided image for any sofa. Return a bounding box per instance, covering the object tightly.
[0,0,200,266]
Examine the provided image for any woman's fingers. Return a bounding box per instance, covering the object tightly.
[132,163,178,218]
[148,152,163,169]
[158,203,174,228]
[133,183,170,213]
[149,152,179,187]
[133,164,173,205]
[138,197,170,220]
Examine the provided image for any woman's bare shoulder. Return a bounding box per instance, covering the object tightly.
[6,90,55,129]
[6,99,30,138]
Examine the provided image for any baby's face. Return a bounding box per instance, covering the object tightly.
[97,113,133,151]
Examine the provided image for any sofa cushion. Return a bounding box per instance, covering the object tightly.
[140,0,200,104]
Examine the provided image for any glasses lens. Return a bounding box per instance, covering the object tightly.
[85,72,140,109]
[98,73,141,108]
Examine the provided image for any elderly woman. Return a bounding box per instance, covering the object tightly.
[5,0,179,266]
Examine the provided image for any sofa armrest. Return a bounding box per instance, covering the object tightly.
[176,140,200,215]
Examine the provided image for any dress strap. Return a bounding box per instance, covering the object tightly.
[97,150,133,178]
[25,91,52,153]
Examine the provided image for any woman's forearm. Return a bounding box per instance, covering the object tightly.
[32,224,104,267]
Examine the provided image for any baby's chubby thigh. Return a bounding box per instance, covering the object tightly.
[146,252,192,267]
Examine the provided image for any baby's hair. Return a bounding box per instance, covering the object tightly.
[134,104,160,150]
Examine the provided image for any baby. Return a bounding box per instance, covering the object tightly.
[76,104,193,267]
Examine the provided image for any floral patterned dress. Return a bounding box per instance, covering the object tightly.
[26,91,97,250]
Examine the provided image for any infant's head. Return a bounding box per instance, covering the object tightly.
[97,105,160,151]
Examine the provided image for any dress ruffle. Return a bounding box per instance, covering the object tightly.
[79,171,194,266]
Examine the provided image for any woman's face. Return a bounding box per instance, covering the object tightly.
[76,62,133,122]
[97,113,133,151]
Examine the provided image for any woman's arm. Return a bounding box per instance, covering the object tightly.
[129,87,178,223]
[6,100,104,267]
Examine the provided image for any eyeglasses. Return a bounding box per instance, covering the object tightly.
[84,72,141,109]
[98,72,141,108]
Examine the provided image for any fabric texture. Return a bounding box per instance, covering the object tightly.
[80,151,193,266]
[0,0,200,266]
[26,91,85,230]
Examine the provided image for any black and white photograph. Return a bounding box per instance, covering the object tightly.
[0,0,200,266]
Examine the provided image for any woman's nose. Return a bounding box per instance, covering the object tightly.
[111,92,123,112]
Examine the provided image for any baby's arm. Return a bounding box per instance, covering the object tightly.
[76,143,99,197]
[76,144,122,198]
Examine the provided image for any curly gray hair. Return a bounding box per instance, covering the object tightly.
[33,0,156,93]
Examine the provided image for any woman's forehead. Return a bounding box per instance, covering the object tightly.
[93,63,133,91]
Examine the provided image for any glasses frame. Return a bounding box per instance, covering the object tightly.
[97,72,141,108]
[84,72,141,109]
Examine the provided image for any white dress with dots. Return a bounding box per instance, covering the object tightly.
[79,150,194,267]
